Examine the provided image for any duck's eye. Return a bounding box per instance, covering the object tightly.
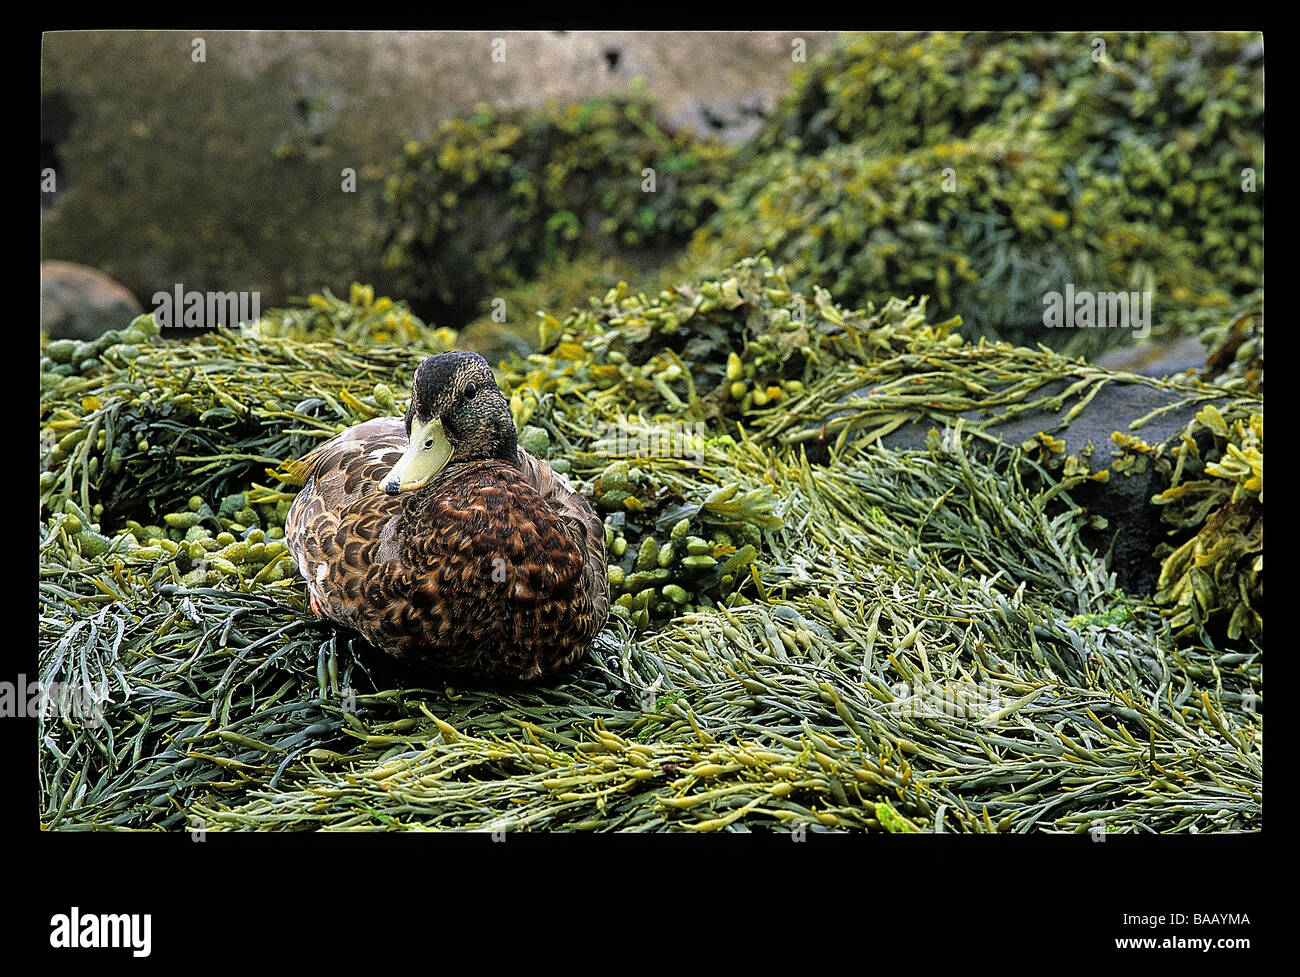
[424,438,434,449]
[464,382,477,400]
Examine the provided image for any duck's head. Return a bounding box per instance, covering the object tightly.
[383,351,518,495]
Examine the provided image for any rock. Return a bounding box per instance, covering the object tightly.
[1092,336,1209,378]
[676,93,774,144]
[41,261,143,340]
[41,31,836,317]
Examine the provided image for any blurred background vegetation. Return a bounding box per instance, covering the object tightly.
[42,30,1262,360]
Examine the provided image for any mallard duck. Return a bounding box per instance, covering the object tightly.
[284,351,609,682]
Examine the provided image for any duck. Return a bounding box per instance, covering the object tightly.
[284,351,609,682]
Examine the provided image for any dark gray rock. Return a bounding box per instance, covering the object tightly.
[1092,336,1208,378]
[878,376,1209,461]
[41,261,143,340]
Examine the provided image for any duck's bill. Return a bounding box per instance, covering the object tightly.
[383,417,452,495]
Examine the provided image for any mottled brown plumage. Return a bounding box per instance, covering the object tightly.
[284,352,609,682]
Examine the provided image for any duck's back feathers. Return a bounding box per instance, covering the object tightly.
[285,417,407,506]
[516,448,610,639]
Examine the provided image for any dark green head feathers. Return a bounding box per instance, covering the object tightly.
[388,351,519,495]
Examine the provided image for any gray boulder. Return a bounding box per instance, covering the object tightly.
[41,261,143,340]
[1092,336,1209,379]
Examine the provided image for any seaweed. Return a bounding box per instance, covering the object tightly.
[380,95,734,325]
[686,31,1262,355]
[38,260,1262,832]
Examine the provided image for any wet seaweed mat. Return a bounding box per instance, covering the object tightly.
[38,275,1261,831]
[38,436,1261,832]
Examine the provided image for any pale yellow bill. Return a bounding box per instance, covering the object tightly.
[383,417,452,495]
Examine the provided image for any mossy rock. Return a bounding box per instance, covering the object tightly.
[684,31,1262,357]
[380,95,734,325]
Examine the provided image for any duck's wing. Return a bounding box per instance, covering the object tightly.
[283,417,407,497]
[516,449,610,633]
[285,417,407,616]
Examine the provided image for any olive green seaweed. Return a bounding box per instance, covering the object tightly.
[39,262,1261,832]
[37,28,1263,833]
[684,31,1262,356]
